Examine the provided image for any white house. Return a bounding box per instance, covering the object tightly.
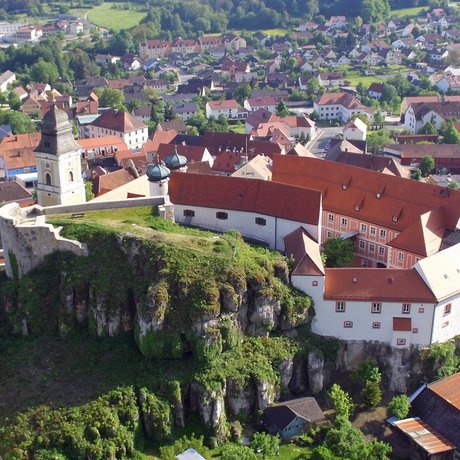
[343,118,367,141]
[314,93,373,123]
[404,101,460,133]
[85,109,148,150]
[205,99,243,119]
[0,70,15,92]
[169,172,322,251]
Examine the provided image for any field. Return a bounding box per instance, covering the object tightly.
[345,75,385,87]
[87,2,147,32]
[390,6,428,17]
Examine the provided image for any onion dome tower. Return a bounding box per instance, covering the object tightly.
[164,146,187,172]
[34,103,85,206]
[146,160,170,196]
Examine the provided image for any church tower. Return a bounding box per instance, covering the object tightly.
[34,104,86,207]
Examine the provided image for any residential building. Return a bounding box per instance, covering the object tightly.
[314,93,373,123]
[343,118,367,141]
[404,100,460,133]
[85,109,148,149]
[205,99,244,119]
[77,136,129,161]
[0,133,41,179]
[0,70,15,92]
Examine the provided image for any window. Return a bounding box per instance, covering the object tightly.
[402,304,411,314]
[371,302,382,313]
[444,303,452,316]
[344,321,353,328]
[69,171,74,182]
[372,322,381,329]
[312,281,318,286]
[183,209,195,217]
[327,231,333,238]
[341,217,348,226]
[255,217,266,226]
[398,252,404,262]
[419,307,425,313]
[369,243,375,252]
[396,338,406,346]
[412,328,418,333]
[380,229,386,238]
[443,321,449,328]
[378,247,385,256]
[336,301,346,312]
[328,213,334,222]
[45,173,51,186]
[360,223,367,232]
[359,241,365,249]
[361,260,368,267]
[216,211,228,220]
[370,226,376,235]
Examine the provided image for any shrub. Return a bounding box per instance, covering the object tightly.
[388,395,411,419]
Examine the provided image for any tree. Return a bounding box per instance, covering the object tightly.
[441,121,460,144]
[388,395,410,419]
[222,444,257,460]
[250,432,279,459]
[310,446,334,460]
[275,100,289,117]
[419,121,437,135]
[367,129,391,153]
[85,181,94,201]
[428,341,460,378]
[373,111,384,129]
[411,168,422,181]
[420,155,435,177]
[7,91,20,111]
[322,237,355,268]
[233,83,252,105]
[352,360,381,383]
[30,59,59,84]
[328,384,353,420]
[0,111,35,134]
[363,380,382,407]
[97,88,126,111]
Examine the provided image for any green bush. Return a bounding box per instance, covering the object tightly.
[388,395,411,419]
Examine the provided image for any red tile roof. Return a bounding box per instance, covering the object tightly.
[92,168,136,196]
[169,172,321,225]
[90,109,146,133]
[207,99,240,110]
[157,143,207,163]
[324,268,437,302]
[271,155,460,234]
[316,92,366,110]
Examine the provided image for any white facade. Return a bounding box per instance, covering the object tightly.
[311,298,435,347]
[404,105,445,133]
[313,102,368,123]
[205,101,241,119]
[174,204,320,251]
[85,125,148,150]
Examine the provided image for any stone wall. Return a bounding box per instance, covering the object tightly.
[0,203,88,278]
[0,196,173,279]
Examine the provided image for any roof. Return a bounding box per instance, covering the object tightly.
[284,227,324,276]
[388,208,445,257]
[271,155,460,236]
[90,109,147,133]
[324,268,437,302]
[176,448,206,460]
[428,373,460,411]
[0,180,32,204]
[344,117,367,132]
[264,397,324,432]
[77,136,128,151]
[415,243,460,301]
[207,99,240,110]
[315,92,366,110]
[158,143,207,163]
[141,130,178,158]
[92,168,136,196]
[232,153,272,180]
[169,172,321,226]
[386,143,460,159]
[394,418,456,454]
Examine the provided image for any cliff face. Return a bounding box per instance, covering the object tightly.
[0,223,319,434]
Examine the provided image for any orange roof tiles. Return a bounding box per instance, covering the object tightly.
[271,155,460,234]
[394,418,456,454]
[142,130,178,157]
[169,172,321,226]
[324,268,437,302]
[284,227,324,276]
[157,143,207,163]
[91,109,146,133]
[316,92,366,110]
[92,169,135,196]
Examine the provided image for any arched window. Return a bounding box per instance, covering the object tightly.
[69,171,74,182]
[45,173,51,186]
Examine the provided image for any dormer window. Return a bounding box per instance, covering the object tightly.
[342,184,347,190]
[392,216,398,222]
[376,193,381,199]
[355,205,360,211]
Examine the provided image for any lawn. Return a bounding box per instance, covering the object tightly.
[87,2,147,32]
[390,6,428,17]
[345,75,385,87]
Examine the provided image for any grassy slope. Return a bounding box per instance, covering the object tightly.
[390,6,428,17]
[87,2,147,32]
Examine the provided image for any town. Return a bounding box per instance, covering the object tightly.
[0,0,460,459]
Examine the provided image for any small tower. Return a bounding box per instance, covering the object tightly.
[34,104,86,207]
[146,160,170,197]
[164,146,187,172]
